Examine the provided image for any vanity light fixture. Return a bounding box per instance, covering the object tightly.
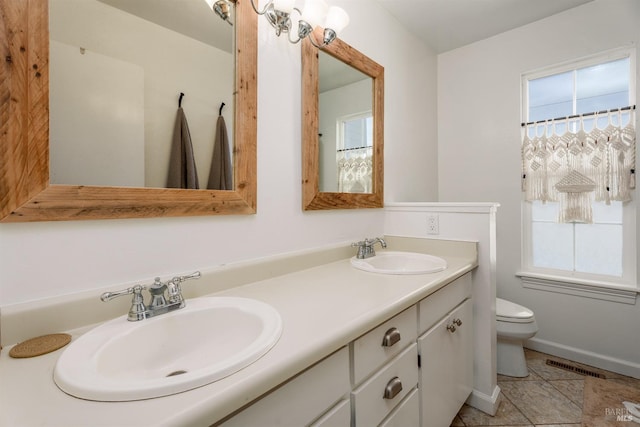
[250,0,349,47]
[205,0,234,26]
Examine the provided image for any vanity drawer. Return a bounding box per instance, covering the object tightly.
[220,347,349,427]
[379,387,420,427]
[351,343,418,427]
[418,273,471,334]
[351,305,417,385]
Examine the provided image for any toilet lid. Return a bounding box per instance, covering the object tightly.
[496,298,534,322]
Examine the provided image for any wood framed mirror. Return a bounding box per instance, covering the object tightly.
[0,0,257,222]
[301,30,384,210]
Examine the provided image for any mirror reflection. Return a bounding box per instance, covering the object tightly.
[301,33,384,211]
[49,0,235,189]
[318,51,373,193]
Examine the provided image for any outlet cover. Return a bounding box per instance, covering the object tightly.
[427,214,439,235]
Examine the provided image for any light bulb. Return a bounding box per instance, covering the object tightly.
[300,0,328,28]
[272,0,295,14]
[324,6,349,35]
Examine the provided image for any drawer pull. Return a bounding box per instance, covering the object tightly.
[381,327,401,347]
[383,376,403,400]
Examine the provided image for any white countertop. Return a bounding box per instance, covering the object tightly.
[0,246,476,426]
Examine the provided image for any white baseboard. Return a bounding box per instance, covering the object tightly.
[466,385,502,416]
[526,337,640,379]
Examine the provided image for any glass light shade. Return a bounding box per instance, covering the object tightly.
[272,0,295,13]
[300,0,328,28]
[324,6,349,34]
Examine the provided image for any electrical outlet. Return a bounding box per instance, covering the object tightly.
[427,214,439,235]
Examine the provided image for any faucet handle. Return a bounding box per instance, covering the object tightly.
[100,285,147,321]
[351,240,369,259]
[173,271,201,283]
[352,239,373,248]
[166,279,184,306]
[100,284,146,302]
[166,271,201,306]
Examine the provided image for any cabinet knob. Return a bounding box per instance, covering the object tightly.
[446,323,457,333]
[454,318,462,327]
[383,376,403,400]
[381,327,401,347]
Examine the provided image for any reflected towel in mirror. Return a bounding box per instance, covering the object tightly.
[207,114,233,190]
[167,107,199,189]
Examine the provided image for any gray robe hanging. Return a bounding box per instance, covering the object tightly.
[167,107,199,189]
[207,114,232,190]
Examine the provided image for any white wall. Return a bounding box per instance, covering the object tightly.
[438,0,640,376]
[0,1,438,306]
[49,41,146,187]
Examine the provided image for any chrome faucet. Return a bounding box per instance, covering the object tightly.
[351,237,387,259]
[101,271,201,321]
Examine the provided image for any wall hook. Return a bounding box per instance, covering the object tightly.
[179,92,185,108]
[219,102,225,116]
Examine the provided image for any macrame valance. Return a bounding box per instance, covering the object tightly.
[521,108,636,223]
[337,147,373,193]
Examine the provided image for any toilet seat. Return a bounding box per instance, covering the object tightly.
[496,298,534,323]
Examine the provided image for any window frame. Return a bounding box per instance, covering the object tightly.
[520,47,638,294]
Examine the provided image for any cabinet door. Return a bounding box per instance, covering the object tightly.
[418,299,473,427]
[310,399,350,427]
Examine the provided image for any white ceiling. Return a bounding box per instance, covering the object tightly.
[375,0,595,53]
[95,0,596,56]
[98,0,233,53]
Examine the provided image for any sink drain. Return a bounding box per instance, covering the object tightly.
[166,370,188,377]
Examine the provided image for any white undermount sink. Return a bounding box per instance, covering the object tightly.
[350,251,447,275]
[54,297,282,401]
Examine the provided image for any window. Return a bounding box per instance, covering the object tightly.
[521,49,636,289]
[336,112,373,193]
[338,112,373,151]
[528,57,630,122]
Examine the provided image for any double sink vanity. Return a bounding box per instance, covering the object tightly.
[0,236,478,426]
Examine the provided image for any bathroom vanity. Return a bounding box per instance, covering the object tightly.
[0,237,478,426]
[220,273,472,426]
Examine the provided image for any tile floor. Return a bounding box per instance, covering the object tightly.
[451,349,640,426]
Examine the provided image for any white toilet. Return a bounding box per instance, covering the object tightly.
[496,298,538,377]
